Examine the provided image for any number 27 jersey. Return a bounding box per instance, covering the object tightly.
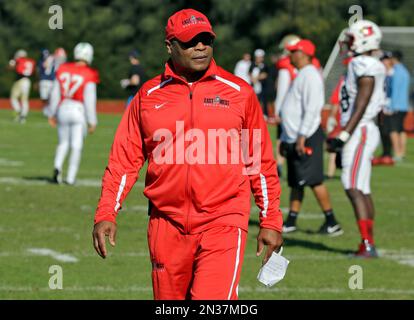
[55,62,99,103]
[340,55,386,128]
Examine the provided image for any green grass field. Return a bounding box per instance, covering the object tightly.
[1,109,414,300]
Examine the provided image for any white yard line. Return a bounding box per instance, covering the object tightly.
[394,162,414,169]
[0,117,119,133]
[80,204,149,213]
[0,227,75,234]
[378,249,414,267]
[26,248,79,263]
[0,176,144,188]
[0,177,64,187]
[251,207,323,220]
[239,286,414,295]
[1,248,413,267]
[0,158,24,167]
[0,250,149,258]
[0,119,49,128]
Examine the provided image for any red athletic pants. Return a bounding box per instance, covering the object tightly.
[147,215,247,300]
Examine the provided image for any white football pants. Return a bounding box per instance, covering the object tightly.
[39,80,53,100]
[341,121,380,194]
[10,77,31,117]
[54,100,86,184]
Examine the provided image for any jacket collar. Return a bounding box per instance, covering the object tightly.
[163,58,218,84]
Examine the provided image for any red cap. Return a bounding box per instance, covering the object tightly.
[165,9,216,42]
[286,39,316,56]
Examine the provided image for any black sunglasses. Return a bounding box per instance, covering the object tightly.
[173,33,214,49]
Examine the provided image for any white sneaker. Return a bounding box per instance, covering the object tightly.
[52,169,62,184]
[282,225,297,233]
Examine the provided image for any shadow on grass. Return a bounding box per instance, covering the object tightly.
[283,237,352,255]
[248,219,353,255]
[23,176,56,184]
[324,175,341,181]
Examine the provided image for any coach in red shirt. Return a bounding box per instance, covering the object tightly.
[93,8,283,300]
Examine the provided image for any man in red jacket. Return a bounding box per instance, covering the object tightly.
[92,8,283,300]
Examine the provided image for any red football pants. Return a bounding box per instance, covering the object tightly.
[147,214,247,300]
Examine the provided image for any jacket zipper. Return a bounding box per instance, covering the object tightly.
[185,86,194,234]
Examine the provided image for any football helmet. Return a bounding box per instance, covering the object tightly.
[74,42,93,64]
[14,49,28,60]
[279,34,301,53]
[342,20,382,54]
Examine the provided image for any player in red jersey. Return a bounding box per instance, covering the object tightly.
[48,42,99,185]
[9,50,36,123]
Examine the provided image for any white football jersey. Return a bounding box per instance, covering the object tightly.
[340,55,386,127]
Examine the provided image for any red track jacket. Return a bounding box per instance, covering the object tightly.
[95,59,283,233]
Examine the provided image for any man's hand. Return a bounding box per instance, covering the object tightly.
[274,114,281,125]
[279,142,289,158]
[326,137,345,153]
[92,221,117,259]
[88,124,96,134]
[326,130,350,153]
[48,117,57,128]
[120,78,130,89]
[295,135,306,156]
[256,228,283,265]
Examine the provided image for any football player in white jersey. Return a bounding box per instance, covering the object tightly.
[327,20,386,258]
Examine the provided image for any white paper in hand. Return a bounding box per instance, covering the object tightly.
[257,247,290,287]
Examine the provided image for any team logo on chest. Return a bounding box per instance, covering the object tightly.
[203,95,230,108]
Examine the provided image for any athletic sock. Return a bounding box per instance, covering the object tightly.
[366,219,374,244]
[323,209,337,225]
[358,219,374,244]
[285,211,298,225]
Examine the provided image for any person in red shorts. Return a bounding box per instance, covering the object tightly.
[92,8,283,300]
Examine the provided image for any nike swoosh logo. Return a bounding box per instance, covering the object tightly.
[154,102,167,109]
[298,180,306,186]
[327,226,340,233]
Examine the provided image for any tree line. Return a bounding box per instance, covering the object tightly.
[1,0,413,98]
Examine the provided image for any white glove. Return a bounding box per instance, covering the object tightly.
[120,79,130,89]
[326,116,337,134]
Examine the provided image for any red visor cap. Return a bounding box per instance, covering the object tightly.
[286,39,316,56]
[165,9,216,42]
